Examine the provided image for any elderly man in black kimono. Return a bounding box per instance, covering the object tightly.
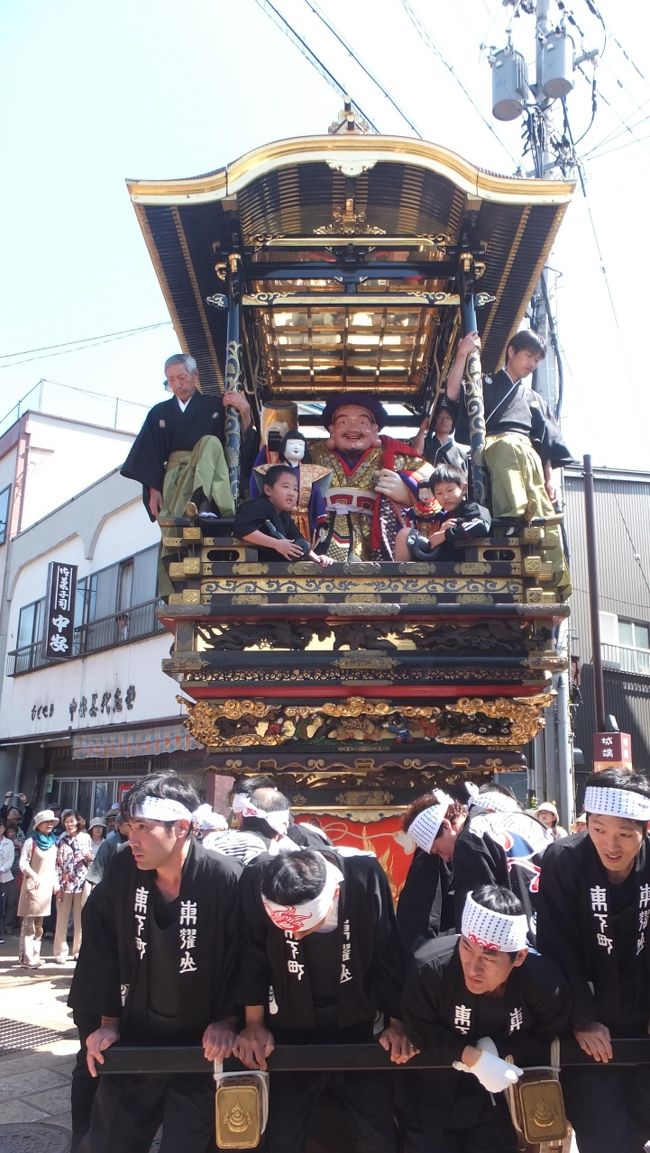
[399,884,571,1153]
[68,772,241,1153]
[537,768,650,1153]
[234,848,413,1153]
[121,352,253,523]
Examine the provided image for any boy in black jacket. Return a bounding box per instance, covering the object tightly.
[395,464,490,561]
[233,464,331,564]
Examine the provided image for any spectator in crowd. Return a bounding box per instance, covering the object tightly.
[3,822,21,934]
[0,820,16,944]
[84,815,129,893]
[53,811,93,964]
[17,809,59,968]
[536,801,568,840]
[87,818,107,858]
[537,768,650,1152]
[1,791,33,841]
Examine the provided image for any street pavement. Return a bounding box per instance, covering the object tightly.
[0,933,77,1148]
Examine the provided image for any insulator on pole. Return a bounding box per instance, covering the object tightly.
[491,46,529,121]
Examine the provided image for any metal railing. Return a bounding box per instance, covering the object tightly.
[602,642,650,677]
[6,598,164,676]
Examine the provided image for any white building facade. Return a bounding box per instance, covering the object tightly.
[0,466,204,817]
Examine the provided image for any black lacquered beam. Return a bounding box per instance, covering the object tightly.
[100,1039,650,1075]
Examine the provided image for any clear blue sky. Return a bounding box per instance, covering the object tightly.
[1,0,648,467]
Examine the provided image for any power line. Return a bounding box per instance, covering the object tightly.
[399,0,521,170]
[563,110,649,441]
[611,491,650,602]
[252,0,379,132]
[0,321,172,369]
[301,0,422,137]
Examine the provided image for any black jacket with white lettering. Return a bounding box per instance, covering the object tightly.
[236,850,404,1036]
[68,838,241,1043]
[403,933,571,1066]
[537,831,650,1032]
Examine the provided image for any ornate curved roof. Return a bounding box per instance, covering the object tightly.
[128,134,574,408]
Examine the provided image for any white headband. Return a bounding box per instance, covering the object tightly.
[192,803,228,831]
[470,789,520,814]
[262,860,344,933]
[584,785,650,823]
[241,801,290,836]
[130,796,193,823]
[461,891,528,953]
[408,797,451,853]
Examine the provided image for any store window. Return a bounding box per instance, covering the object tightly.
[618,620,650,675]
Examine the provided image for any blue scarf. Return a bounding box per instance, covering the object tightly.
[33,829,57,851]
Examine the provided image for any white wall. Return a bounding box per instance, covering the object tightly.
[0,467,180,743]
[0,632,181,742]
[21,413,135,530]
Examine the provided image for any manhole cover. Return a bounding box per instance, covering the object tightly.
[0,1017,76,1052]
[0,1122,70,1152]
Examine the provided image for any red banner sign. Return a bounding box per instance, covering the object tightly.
[592,731,633,771]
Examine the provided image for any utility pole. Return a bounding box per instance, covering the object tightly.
[489,0,588,824]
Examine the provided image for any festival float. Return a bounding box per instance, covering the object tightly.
[127,111,574,888]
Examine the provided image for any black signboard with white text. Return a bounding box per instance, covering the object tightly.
[43,562,77,660]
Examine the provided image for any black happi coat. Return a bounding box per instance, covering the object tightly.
[68,839,241,1043]
[404,934,571,1062]
[236,850,405,1038]
[452,369,573,468]
[402,935,571,1127]
[397,851,455,952]
[422,434,468,473]
[537,831,650,1033]
[232,495,310,562]
[452,808,549,938]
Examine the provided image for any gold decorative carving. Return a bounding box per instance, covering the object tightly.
[180,693,553,750]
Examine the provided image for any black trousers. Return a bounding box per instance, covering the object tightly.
[77,1071,215,1153]
[396,1070,518,1153]
[0,878,18,934]
[264,1069,397,1153]
[70,1012,101,1153]
[562,1064,650,1153]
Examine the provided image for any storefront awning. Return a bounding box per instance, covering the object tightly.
[72,723,199,760]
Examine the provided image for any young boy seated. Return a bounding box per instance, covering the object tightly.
[233,464,332,565]
[398,885,572,1153]
[395,464,491,562]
